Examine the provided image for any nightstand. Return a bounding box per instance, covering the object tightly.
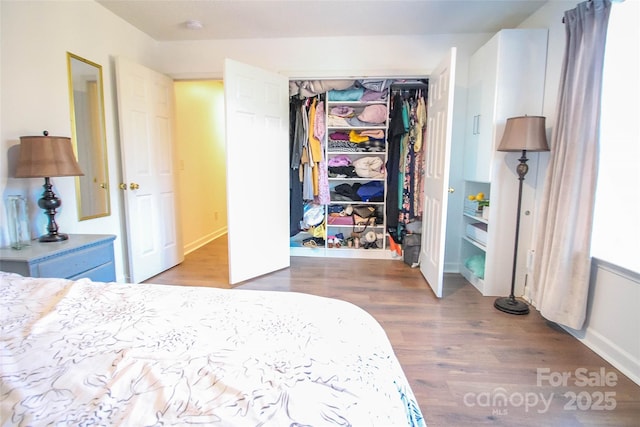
[0,234,116,282]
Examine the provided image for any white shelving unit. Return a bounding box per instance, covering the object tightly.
[460,29,548,296]
[324,96,390,256]
[290,86,396,259]
[460,181,490,292]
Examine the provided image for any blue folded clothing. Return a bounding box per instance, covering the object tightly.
[357,181,384,202]
[328,87,365,101]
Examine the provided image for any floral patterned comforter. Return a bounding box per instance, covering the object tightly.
[0,272,425,426]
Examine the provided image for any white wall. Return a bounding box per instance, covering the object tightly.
[1,0,160,281]
[512,2,572,300]
[156,34,488,80]
[1,0,636,385]
[154,34,494,272]
[519,0,640,386]
[580,260,640,385]
[0,1,494,279]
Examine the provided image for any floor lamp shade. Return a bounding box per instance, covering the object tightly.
[15,133,84,242]
[497,116,549,152]
[494,116,549,315]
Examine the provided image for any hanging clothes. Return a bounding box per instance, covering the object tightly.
[397,98,411,222]
[300,100,315,201]
[387,87,428,242]
[413,96,427,218]
[399,96,421,224]
[386,93,406,243]
[289,98,305,236]
[290,94,329,216]
[314,99,330,205]
[307,98,321,196]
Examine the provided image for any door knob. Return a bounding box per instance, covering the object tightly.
[129,182,140,190]
[119,183,127,190]
[448,187,455,193]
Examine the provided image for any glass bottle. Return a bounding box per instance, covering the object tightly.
[6,195,31,249]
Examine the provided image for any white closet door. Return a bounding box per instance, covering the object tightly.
[224,59,290,285]
[420,48,457,298]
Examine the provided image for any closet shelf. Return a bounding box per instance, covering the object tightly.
[327,247,386,252]
[326,100,387,106]
[327,125,387,130]
[328,201,384,205]
[328,177,385,181]
[326,225,384,229]
[460,265,485,294]
[462,235,487,251]
[463,212,488,224]
[327,151,385,155]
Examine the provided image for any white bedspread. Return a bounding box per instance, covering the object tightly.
[0,272,425,426]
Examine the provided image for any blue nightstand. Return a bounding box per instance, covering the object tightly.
[0,234,116,282]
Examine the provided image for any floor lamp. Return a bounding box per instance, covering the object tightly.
[494,116,549,315]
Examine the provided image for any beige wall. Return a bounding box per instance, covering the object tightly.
[174,80,227,253]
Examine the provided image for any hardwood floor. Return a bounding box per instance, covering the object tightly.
[146,236,640,426]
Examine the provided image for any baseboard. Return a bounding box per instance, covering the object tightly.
[562,324,640,386]
[560,258,640,386]
[183,228,227,255]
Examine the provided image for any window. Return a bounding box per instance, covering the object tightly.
[591,0,640,273]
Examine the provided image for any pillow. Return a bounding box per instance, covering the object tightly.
[464,254,486,279]
[352,157,384,178]
[357,104,388,124]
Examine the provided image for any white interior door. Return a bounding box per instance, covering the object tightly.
[115,57,183,283]
[224,59,290,285]
[420,48,457,297]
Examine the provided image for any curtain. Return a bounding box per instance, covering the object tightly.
[530,0,611,330]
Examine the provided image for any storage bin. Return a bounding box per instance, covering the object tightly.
[466,222,488,245]
[463,199,482,216]
[403,233,421,267]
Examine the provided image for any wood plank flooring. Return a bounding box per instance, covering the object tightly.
[145,235,640,426]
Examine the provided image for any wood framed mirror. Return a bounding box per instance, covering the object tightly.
[67,52,110,220]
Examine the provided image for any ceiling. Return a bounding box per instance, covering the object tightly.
[96,0,550,42]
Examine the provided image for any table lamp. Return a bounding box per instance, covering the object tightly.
[15,131,84,242]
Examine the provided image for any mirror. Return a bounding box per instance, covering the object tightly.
[67,52,110,220]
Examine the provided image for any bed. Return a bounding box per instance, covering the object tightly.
[0,271,425,426]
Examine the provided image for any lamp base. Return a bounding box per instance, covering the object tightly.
[494,296,530,315]
[37,177,68,243]
[39,233,69,243]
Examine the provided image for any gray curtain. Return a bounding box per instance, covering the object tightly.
[531,0,611,330]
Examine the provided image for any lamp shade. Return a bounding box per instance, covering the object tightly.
[497,116,550,152]
[15,135,84,178]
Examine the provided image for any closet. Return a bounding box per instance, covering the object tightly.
[222,52,455,296]
[288,79,429,260]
